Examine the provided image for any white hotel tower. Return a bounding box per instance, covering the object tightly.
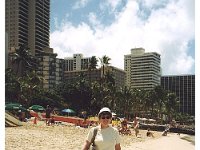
[124,48,161,90]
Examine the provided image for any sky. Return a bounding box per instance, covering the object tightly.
[50,0,195,76]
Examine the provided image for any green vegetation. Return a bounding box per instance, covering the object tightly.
[5,45,189,123]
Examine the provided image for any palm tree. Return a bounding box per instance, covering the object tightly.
[90,81,102,113]
[147,89,157,117]
[117,86,133,117]
[17,71,44,107]
[5,67,44,107]
[101,72,117,110]
[5,68,21,103]
[153,86,167,119]
[37,89,67,109]
[104,71,115,87]
[11,44,37,77]
[165,92,179,122]
[62,73,93,112]
[142,90,152,116]
[88,56,98,84]
[99,55,111,78]
[89,56,98,70]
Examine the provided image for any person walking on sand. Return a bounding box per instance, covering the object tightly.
[134,117,139,137]
[45,105,52,126]
[82,107,121,150]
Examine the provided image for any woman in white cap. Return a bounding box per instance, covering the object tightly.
[82,107,121,150]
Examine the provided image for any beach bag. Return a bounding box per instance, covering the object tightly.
[90,127,98,150]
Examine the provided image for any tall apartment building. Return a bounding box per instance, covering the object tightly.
[5,32,8,68]
[5,0,63,89]
[5,0,50,56]
[124,48,161,90]
[161,75,195,115]
[64,54,91,71]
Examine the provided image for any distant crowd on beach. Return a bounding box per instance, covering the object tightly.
[34,107,166,139]
[12,103,194,138]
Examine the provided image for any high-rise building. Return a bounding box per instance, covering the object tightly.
[5,32,8,68]
[6,0,29,53]
[64,54,91,71]
[161,75,195,115]
[124,48,161,90]
[5,0,50,56]
[5,0,62,90]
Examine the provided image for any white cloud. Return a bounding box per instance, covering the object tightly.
[88,12,102,27]
[142,0,194,75]
[141,0,169,8]
[99,0,121,11]
[51,22,97,56]
[72,0,90,9]
[107,0,123,10]
[50,0,194,75]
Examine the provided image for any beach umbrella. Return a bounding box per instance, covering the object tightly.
[62,108,75,113]
[5,103,27,111]
[62,108,76,116]
[29,105,45,111]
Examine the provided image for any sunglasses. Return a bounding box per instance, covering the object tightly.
[101,115,111,119]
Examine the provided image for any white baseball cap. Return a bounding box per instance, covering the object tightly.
[98,107,112,117]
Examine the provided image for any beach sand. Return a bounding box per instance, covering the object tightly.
[5,121,195,150]
[125,133,195,150]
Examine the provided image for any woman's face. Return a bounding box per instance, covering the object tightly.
[99,112,112,126]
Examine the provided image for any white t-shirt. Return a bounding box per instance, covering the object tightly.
[86,125,121,150]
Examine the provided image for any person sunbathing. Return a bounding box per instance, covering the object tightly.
[119,119,131,135]
[146,128,154,137]
[162,130,168,136]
